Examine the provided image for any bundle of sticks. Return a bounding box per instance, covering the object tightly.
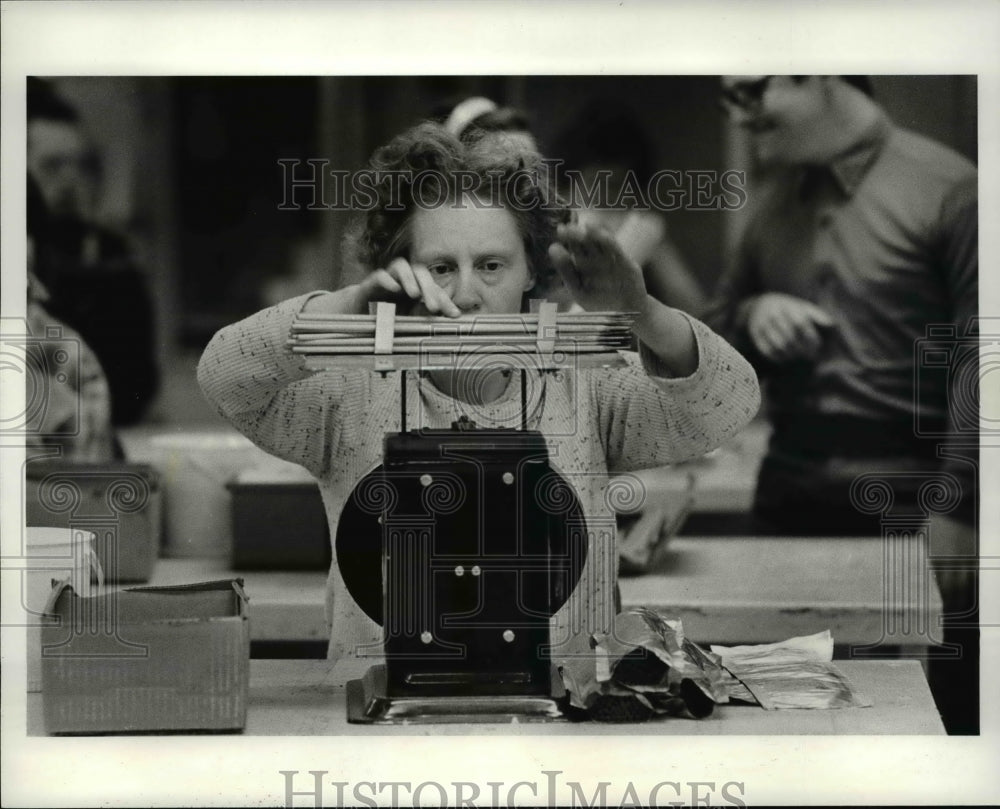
[289,304,636,371]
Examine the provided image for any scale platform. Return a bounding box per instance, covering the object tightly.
[346,664,569,724]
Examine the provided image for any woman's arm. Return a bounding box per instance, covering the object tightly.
[548,222,698,377]
[592,316,760,473]
[197,292,358,477]
[547,222,760,471]
[197,260,459,475]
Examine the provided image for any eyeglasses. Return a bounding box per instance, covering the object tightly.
[719,76,775,114]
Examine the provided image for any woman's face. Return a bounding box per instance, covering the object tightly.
[407,201,535,315]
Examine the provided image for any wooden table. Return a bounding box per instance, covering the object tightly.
[144,531,943,654]
[26,658,944,735]
[623,535,944,650]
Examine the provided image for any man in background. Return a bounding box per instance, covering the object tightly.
[28,77,159,425]
[706,74,978,733]
[27,176,116,461]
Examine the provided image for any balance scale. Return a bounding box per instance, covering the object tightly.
[295,302,632,723]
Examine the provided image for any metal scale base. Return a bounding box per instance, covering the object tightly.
[346,665,569,725]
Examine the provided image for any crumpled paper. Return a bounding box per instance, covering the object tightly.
[560,608,729,722]
[712,631,872,710]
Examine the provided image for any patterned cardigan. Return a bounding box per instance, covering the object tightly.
[198,293,760,663]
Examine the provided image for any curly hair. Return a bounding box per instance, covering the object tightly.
[344,122,570,293]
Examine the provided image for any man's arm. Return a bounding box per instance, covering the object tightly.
[937,175,979,529]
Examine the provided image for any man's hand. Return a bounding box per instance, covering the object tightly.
[746,292,834,362]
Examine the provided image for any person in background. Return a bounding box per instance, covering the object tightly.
[706,74,978,733]
[26,176,116,462]
[553,101,709,318]
[27,78,159,426]
[442,96,537,152]
[199,121,760,665]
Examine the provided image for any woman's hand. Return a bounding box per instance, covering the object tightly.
[547,222,649,314]
[300,258,461,319]
[549,221,699,377]
[354,258,461,317]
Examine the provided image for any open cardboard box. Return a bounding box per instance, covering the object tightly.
[40,579,249,734]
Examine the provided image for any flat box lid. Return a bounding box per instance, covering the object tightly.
[43,579,247,623]
[25,526,96,549]
[229,463,316,487]
[25,459,160,486]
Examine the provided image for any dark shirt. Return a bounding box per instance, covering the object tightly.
[34,220,160,426]
[706,112,978,521]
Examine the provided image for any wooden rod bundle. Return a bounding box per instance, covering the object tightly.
[289,302,636,358]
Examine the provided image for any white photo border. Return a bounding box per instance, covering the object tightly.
[2,1,998,806]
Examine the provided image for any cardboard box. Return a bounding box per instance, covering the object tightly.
[228,467,330,570]
[25,528,102,693]
[25,460,161,582]
[41,579,249,734]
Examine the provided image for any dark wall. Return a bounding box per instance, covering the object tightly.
[62,75,973,349]
[523,75,726,292]
[173,77,319,345]
[874,75,977,163]
[316,75,727,291]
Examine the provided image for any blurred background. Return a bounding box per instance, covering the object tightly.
[29,75,977,426]
[22,75,982,734]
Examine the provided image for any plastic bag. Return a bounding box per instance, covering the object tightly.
[560,608,729,722]
[712,631,872,710]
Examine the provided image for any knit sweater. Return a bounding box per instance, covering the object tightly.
[197,293,760,664]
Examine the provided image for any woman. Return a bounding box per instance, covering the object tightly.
[198,123,759,664]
